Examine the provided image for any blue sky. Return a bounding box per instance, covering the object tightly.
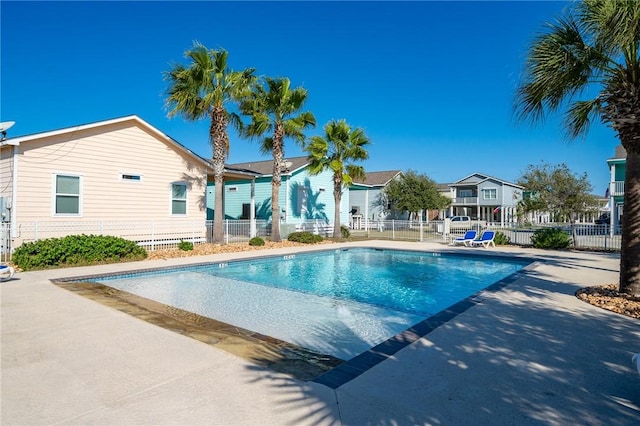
[1,1,618,194]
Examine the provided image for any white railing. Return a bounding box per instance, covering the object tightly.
[6,219,273,253]
[1,219,624,261]
[610,181,625,196]
[292,220,334,237]
[452,197,478,205]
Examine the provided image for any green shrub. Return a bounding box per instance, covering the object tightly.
[493,231,510,246]
[249,236,265,246]
[340,225,351,239]
[12,234,147,271]
[287,231,324,244]
[178,240,194,251]
[530,227,572,249]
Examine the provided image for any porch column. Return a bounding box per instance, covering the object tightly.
[250,177,256,238]
[364,189,369,230]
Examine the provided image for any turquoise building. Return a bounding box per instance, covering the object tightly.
[206,156,350,233]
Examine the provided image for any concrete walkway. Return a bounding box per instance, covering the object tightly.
[2,241,639,425]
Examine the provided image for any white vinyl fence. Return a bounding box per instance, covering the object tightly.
[349,220,622,251]
[0,219,622,262]
[1,219,272,257]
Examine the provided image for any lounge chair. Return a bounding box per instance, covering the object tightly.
[0,264,14,282]
[450,230,478,246]
[471,230,496,248]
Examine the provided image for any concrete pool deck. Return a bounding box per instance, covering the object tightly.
[2,241,639,425]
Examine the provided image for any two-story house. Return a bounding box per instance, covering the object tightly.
[606,145,626,229]
[448,173,523,225]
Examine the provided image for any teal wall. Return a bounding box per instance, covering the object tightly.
[207,167,350,225]
[615,163,626,182]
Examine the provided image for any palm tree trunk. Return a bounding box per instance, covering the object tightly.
[619,148,640,296]
[210,109,228,245]
[270,124,285,242]
[333,174,342,237]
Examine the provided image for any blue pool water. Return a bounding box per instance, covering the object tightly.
[95,248,528,360]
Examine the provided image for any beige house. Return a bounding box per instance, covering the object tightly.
[0,115,255,249]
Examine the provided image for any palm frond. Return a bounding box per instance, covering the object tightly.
[563,98,602,138]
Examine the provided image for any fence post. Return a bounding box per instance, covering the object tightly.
[151,221,155,251]
[392,220,395,240]
[225,220,229,244]
[419,221,423,242]
[34,221,38,241]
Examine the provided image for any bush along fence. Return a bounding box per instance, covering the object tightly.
[0,219,622,261]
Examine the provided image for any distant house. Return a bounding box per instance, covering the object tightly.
[208,156,349,233]
[448,173,523,225]
[349,171,403,227]
[0,115,256,248]
[606,145,626,228]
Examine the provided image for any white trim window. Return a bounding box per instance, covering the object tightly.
[54,173,82,215]
[171,182,187,215]
[483,188,497,200]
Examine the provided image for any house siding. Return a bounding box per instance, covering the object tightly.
[208,166,350,226]
[14,122,208,225]
[350,187,386,220]
[0,146,14,208]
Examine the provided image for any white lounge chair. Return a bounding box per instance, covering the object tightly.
[0,264,14,281]
[470,230,496,248]
[450,230,478,246]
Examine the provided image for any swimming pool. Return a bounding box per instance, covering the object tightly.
[90,248,529,361]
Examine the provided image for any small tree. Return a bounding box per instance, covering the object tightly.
[517,162,598,222]
[384,170,450,220]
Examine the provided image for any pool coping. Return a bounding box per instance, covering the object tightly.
[50,246,539,389]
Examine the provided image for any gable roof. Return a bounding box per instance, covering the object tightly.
[0,115,259,179]
[450,172,523,189]
[227,156,310,176]
[608,145,627,160]
[352,170,402,187]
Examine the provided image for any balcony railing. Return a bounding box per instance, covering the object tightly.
[610,181,625,196]
[452,197,478,205]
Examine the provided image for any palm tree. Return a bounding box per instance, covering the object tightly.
[241,77,316,241]
[165,42,255,244]
[307,120,370,237]
[515,0,640,296]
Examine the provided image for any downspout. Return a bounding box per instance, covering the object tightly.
[284,173,289,230]
[11,144,18,235]
[250,177,256,238]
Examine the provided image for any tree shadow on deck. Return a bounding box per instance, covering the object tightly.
[239,258,639,425]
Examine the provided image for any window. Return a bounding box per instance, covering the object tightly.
[55,174,81,215]
[483,188,497,200]
[120,173,142,182]
[171,183,187,215]
[458,189,473,197]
